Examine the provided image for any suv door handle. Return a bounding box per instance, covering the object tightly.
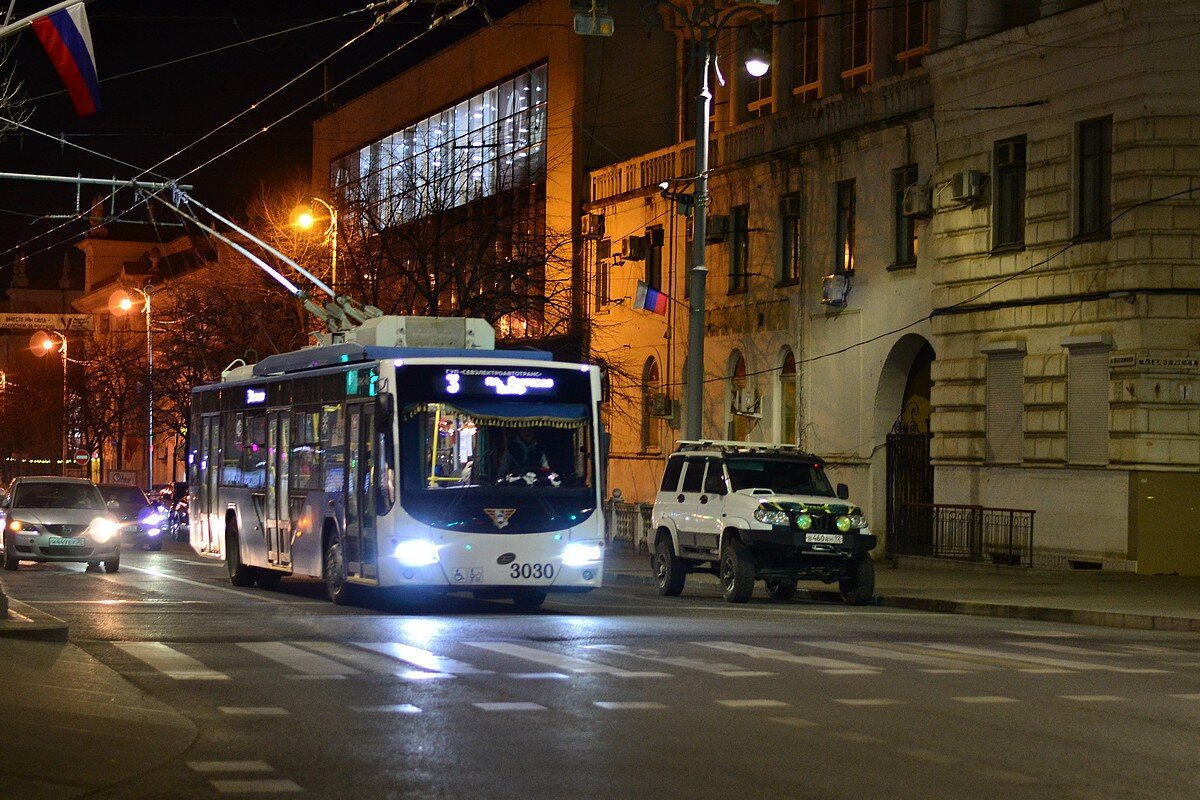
[677,494,685,503]
[699,495,708,504]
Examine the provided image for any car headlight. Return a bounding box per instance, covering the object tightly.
[7,518,32,533]
[90,518,120,543]
[142,511,165,526]
[561,541,603,567]
[393,538,439,567]
[753,507,791,526]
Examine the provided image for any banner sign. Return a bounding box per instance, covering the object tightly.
[0,312,94,331]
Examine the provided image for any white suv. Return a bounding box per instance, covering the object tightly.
[649,441,876,604]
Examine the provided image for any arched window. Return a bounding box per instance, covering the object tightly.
[641,357,662,453]
[779,350,798,444]
[727,352,752,441]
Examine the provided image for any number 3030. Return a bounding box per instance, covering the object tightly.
[510,562,554,580]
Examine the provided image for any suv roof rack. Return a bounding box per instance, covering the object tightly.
[673,440,816,457]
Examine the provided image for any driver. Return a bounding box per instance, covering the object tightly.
[499,428,550,476]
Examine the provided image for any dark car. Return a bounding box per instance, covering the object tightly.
[97,483,166,551]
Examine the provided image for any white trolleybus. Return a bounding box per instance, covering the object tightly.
[187,317,605,607]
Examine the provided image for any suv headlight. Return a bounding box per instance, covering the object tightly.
[89,518,120,543]
[753,507,790,526]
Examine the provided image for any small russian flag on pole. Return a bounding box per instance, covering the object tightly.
[634,280,669,316]
[31,3,100,117]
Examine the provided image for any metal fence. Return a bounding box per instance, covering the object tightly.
[902,503,1035,567]
[604,501,653,552]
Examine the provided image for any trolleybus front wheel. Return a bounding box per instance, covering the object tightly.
[324,535,354,605]
[511,588,547,609]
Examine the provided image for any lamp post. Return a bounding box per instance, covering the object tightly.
[295,196,339,292]
[32,330,68,476]
[644,1,771,440]
[111,287,153,493]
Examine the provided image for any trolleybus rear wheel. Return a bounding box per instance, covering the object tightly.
[226,522,255,587]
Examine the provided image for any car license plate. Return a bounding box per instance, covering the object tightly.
[48,537,86,546]
[805,533,843,544]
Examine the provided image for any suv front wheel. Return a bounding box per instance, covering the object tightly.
[719,537,755,604]
[839,551,875,606]
[652,537,686,597]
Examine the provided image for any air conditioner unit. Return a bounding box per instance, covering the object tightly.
[950,170,984,204]
[646,393,672,418]
[731,388,761,417]
[581,213,605,239]
[902,184,932,218]
[646,227,664,247]
[705,214,729,243]
[622,234,646,261]
[821,273,851,307]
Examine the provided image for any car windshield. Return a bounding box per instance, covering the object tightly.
[725,457,836,497]
[99,486,149,505]
[13,483,107,510]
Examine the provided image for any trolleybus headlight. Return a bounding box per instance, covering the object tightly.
[89,518,120,543]
[561,541,603,567]
[393,539,440,567]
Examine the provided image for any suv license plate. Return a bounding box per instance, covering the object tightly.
[805,533,843,544]
[48,537,86,546]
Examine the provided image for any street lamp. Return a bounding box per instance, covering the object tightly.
[111,286,153,493]
[644,1,772,440]
[294,196,339,292]
[32,330,68,476]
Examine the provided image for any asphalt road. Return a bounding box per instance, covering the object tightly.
[4,541,1200,800]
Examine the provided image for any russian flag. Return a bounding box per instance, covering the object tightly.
[32,3,100,117]
[635,280,669,316]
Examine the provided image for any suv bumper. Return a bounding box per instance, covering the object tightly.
[743,525,876,554]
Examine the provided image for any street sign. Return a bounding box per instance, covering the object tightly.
[0,313,94,331]
[73,449,90,465]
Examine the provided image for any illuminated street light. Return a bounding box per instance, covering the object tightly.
[111,286,154,493]
[32,330,69,476]
[294,196,339,291]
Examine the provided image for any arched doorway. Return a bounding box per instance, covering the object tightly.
[874,336,935,557]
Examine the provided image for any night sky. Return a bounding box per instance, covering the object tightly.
[0,0,517,289]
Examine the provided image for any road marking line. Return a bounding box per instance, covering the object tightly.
[953,696,1019,704]
[831,731,882,744]
[594,701,668,710]
[397,670,456,681]
[1000,629,1081,638]
[588,643,777,678]
[355,642,492,675]
[114,642,229,680]
[913,642,1169,673]
[464,641,668,677]
[1006,641,1135,657]
[352,704,422,714]
[120,565,294,604]
[210,779,302,793]
[239,642,361,677]
[1058,695,1126,702]
[833,698,902,707]
[919,669,972,674]
[508,672,571,680]
[769,717,820,728]
[801,640,987,670]
[188,761,274,773]
[718,671,776,677]
[695,641,879,672]
[898,748,957,765]
[1018,668,1075,674]
[218,707,289,716]
[716,699,790,708]
[473,702,546,712]
[1170,693,1200,700]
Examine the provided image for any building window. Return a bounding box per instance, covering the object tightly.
[840,0,872,91]
[595,238,611,307]
[745,19,774,118]
[985,350,1024,463]
[729,204,749,293]
[792,0,821,102]
[835,180,856,274]
[641,357,663,453]
[727,352,752,441]
[779,350,798,445]
[1076,117,1112,240]
[645,226,664,290]
[780,192,803,284]
[1067,344,1110,465]
[993,136,1027,250]
[893,164,918,267]
[893,0,929,72]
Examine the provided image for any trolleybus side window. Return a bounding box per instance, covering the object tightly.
[291,408,321,490]
[221,411,245,486]
[322,402,345,493]
[243,411,267,489]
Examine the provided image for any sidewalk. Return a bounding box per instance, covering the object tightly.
[0,577,70,641]
[604,546,1200,633]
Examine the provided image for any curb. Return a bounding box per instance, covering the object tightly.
[604,569,1200,632]
[0,596,70,642]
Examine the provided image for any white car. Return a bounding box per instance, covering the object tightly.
[1,476,122,572]
[650,441,877,604]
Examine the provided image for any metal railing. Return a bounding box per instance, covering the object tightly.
[900,503,1035,567]
[604,500,653,552]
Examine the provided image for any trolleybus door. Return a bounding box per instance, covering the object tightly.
[265,411,291,566]
[344,404,378,580]
[202,415,220,553]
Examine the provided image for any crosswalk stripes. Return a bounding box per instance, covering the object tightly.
[187,760,301,794]
[797,640,991,671]
[355,641,493,676]
[238,642,359,678]
[114,641,229,680]
[694,641,880,674]
[585,643,775,677]
[910,642,1172,674]
[462,641,669,677]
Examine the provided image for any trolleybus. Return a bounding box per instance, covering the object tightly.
[187,323,604,607]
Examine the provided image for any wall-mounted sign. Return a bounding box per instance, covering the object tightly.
[0,313,94,331]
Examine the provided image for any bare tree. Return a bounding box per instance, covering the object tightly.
[74,331,146,476]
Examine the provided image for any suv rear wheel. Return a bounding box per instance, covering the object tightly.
[652,538,686,596]
[839,552,875,606]
[719,537,755,604]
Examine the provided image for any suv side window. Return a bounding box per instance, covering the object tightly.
[660,456,684,492]
[680,458,705,493]
[703,458,726,495]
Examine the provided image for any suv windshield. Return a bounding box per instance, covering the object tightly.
[13,482,107,510]
[725,457,835,497]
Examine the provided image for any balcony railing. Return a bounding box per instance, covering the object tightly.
[899,503,1036,567]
